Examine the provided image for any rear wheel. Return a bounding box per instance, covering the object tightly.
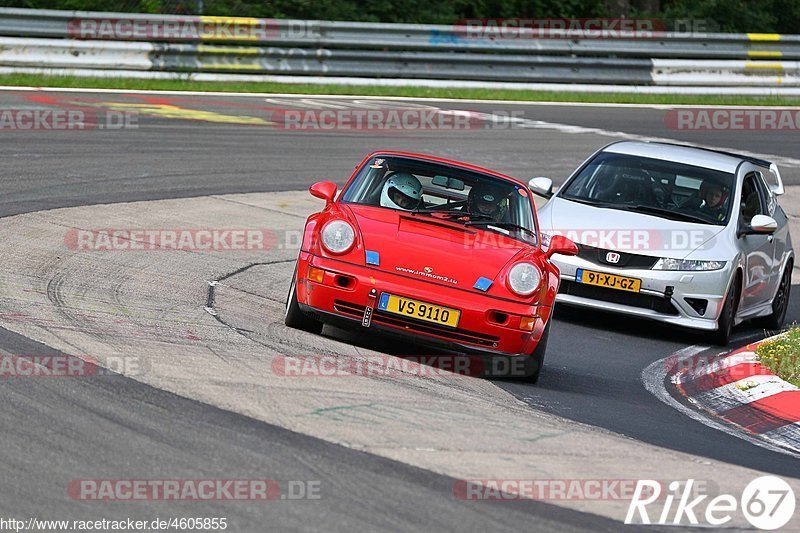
[284,268,324,334]
[711,278,740,346]
[762,262,792,331]
[523,318,551,384]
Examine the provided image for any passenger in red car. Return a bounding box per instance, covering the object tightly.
[468,182,510,222]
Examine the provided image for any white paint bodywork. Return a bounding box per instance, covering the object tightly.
[538,141,795,331]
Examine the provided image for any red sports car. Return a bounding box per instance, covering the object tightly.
[285,152,578,382]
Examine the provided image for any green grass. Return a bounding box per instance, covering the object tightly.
[756,326,800,387]
[2,73,800,106]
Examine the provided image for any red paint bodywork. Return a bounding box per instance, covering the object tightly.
[295,151,567,357]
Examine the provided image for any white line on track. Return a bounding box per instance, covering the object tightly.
[466,110,800,169]
[1,84,798,167]
[642,344,800,459]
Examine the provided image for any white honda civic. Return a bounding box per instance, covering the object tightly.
[533,141,793,345]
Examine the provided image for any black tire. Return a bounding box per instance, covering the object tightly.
[523,318,551,384]
[711,278,740,346]
[762,262,792,331]
[284,269,323,334]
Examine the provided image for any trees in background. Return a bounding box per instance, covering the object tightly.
[0,0,794,33]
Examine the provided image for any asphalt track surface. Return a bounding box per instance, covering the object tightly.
[1,89,798,529]
[0,327,619,532]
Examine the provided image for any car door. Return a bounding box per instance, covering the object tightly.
[738,170,777,310]
[754,168,789,295]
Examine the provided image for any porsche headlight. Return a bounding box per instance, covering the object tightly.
[652,258,726,271]
[507,262,541,296]
[321,220,355,254]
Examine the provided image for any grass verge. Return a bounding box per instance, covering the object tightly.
[1,73,800,106]
[756,326,800,387]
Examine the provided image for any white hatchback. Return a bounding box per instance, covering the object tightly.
[534,141,794,345]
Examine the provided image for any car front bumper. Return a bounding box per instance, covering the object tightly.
[295,251,551,357]
[551,254,734,331]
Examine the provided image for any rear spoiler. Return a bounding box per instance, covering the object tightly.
[768,163,785,196]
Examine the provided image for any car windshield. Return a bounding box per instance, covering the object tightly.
[341,155,538,245]
[559,152,736,226]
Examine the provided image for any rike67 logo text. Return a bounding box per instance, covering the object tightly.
[626,477,795,530]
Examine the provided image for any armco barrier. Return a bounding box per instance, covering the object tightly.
[0,37,153,70]
[0,7,798,86]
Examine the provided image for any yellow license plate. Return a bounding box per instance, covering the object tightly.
[377,293,460,328]
[576,268,641,293]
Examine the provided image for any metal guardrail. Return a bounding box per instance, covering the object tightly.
[0,7,798,86]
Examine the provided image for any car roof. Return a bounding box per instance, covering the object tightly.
[602,141,772,174]
[365,150,528,189]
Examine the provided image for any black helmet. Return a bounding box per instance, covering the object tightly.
[469,182,506,217]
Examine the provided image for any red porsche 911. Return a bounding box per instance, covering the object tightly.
[285,152,578,382]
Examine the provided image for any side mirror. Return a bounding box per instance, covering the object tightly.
[309,181,337,205]
[546,235,579,259]
[529,177,554,199]
[749,214,778,234]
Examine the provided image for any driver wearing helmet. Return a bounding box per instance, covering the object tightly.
[468,182,508,222]
[380,173,423,211]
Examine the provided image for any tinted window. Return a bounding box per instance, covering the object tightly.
[560,152,736,226]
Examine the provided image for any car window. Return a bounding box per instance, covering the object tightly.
[754,170,776,216]
[740,173,767,222]
[341,155,538,245]
[559,152,735,226]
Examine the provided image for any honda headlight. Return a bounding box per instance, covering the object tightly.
[653,258,726,271]
[507,262,542,296]
[321,220,355,254]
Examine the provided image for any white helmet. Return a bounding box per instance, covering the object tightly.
[379,173,422,211]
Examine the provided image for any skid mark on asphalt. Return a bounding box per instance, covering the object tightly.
[210,195,313,219]
[204,259,297,332]
[203,261,375,359]
[309,403,379,419]
[520,430,576,443]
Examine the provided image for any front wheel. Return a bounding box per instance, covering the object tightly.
[284,268,324,334]
[762,263,792,331]
[711,280,739,346]
[523,318,551,384]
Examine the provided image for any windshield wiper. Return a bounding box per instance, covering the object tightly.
[411,209,494,221]
[562,196,717,224]
[465,221,537,238]
[616,204,713,224]
[561,196,613,208]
